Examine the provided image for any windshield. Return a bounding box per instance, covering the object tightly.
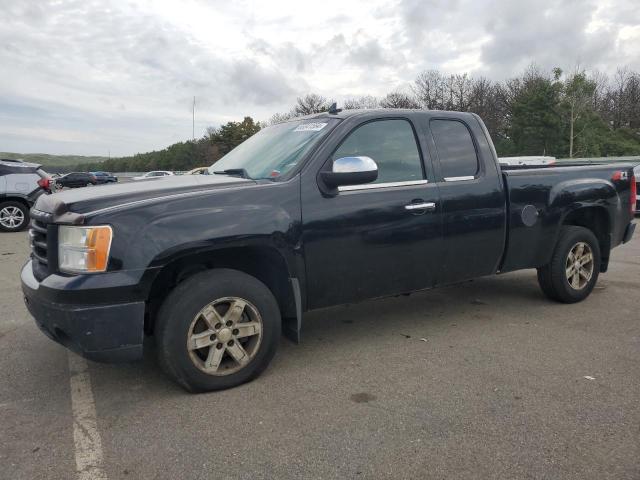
[209,118,339,180]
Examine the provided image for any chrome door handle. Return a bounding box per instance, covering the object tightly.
[405,202,436,211]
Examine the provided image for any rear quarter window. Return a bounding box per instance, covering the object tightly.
[430,119,479,180]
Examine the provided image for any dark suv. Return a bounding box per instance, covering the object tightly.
[54,172,97,189]
[92,171,118,184]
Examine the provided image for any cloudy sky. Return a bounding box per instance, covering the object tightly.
[1,0,639,156]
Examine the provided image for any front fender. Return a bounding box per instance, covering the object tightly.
[88,178,304,294]
[141,202,300,274]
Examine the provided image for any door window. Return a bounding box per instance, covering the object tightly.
[332,119,424,184]
[430,120,479,180]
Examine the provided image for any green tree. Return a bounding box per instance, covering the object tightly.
[506,68,563,156]
[208,117,261,155]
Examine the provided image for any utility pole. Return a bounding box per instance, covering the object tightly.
[192,96,195,140]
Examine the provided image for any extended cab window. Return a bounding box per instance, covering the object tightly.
[332,119,424,184]
[430,119,479,180]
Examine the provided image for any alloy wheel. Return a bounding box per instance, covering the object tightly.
[187,297,263,376]
[0,206,25,229]
[565,242,594,290]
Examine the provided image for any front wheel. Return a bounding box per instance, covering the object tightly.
[155,269,281,392]
[537,226,601,303]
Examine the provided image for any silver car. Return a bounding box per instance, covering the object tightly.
[0,159,50,231]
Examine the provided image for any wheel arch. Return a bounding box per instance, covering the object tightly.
[548,178,617,273]
[145,245,301,340]
[559,206,611,272]
[0,195,31,209]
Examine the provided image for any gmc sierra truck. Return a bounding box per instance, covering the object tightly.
[21,109,636,392]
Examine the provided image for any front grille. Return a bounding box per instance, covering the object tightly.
[29,209,54,279]
[29,220,48,265]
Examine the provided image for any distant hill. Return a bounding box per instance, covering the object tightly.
[0,152,108,169]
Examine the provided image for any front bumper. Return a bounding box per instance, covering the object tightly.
[21,261,145,362]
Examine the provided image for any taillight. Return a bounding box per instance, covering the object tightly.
[37,177,51,191]
[631,174,637,215]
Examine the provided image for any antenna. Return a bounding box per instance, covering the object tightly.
[328,102,342,114]
[192,96,195,140]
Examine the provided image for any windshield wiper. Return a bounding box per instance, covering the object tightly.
[213,168,252,179]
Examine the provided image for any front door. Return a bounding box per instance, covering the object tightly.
[302,117,443,309]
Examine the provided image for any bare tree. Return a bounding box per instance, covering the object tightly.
[413,70,446,109]
[451,74,472,111]
[561,67,597,157]
[610,67,632,129]
[379,92,420,109]
[468,77,503,137]
[343,95,379,109]
[625,72,640,130]
[266,111,295,125]
[293,93,331,116]
[589,70,609,113]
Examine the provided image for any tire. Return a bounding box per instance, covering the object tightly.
[0,201,29,232]
[155,268,281,392]
[537,226,601,303]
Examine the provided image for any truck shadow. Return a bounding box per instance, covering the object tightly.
[90,271,550,395]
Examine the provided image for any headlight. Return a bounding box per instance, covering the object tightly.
[58,225,113,273]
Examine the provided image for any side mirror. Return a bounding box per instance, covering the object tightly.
[321,156,378,188]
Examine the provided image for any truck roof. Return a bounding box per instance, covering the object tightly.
[297,108,478,122]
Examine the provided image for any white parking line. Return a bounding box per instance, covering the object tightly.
[68,352,108,480]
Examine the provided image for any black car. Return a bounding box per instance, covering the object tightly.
[92,171,118,184]
[54,172,97,189]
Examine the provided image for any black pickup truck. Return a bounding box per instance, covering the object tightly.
[21,109,636,392]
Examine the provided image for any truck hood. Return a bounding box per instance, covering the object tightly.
[34,174,255,223]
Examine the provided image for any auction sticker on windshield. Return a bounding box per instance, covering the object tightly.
[294,122,328,132]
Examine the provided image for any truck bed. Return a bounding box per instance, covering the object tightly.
[499,162,636,274]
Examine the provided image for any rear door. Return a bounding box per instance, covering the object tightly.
[424,116,507,285]
[302,116,443,309]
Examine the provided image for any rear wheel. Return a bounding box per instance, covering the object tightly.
[537,226,600,303]
[155,269,281,392]
[0,201,29,232]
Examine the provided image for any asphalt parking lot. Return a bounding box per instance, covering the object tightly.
[1,229,639,480]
